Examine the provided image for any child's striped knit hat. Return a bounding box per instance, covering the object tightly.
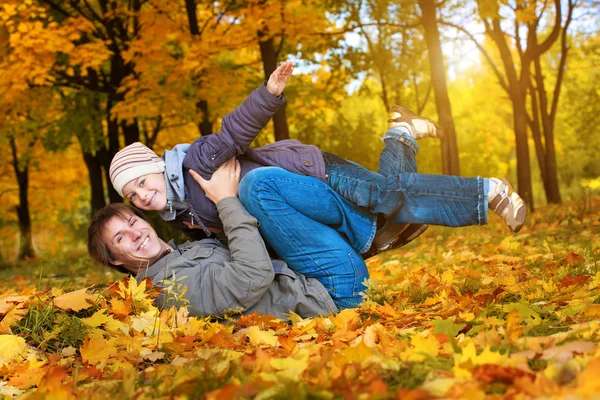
[110,142,165,197]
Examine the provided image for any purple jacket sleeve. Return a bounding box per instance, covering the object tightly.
[183,83,285,179]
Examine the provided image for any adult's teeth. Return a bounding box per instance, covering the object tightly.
[140,237,149,249]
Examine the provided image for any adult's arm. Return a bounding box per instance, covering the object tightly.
[183,84,285,179]
[193,197,275,314]
[187,162,275,314]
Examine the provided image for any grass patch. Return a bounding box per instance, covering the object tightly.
[405,285,432,304]
[384,363,429,391]
[12,299,91,352]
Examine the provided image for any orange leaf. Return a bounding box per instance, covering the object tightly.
[109,297,132,316]
[80,338,116,366]
[8,366,47,389]
[53,289,98,312]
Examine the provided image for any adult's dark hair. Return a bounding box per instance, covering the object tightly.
[87,203,147,274]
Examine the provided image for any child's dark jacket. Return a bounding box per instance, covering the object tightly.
[167,83,327,235]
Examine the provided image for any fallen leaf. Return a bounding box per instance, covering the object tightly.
[53,288,98,311]
[0,335,27,367]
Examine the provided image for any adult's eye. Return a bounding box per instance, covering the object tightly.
[117,235,123,243]
[140,179,145,187]
[130,193,137,201]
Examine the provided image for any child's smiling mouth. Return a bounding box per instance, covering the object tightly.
[147,191,157,207]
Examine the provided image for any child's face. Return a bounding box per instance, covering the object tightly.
[122,173,167,211]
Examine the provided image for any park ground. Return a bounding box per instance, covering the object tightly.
[0,198,599,399]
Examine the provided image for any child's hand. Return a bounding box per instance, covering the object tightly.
[189,158,241,204]
[266,61,293,96]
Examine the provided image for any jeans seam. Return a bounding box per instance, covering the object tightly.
[348,250,362,296]
[477,176,487,225]
[326,172,377,252]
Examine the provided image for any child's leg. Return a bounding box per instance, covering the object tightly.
[377,127,419,176]
[325,157,488,227]
[373,127,427,251]
[239,167,374,309]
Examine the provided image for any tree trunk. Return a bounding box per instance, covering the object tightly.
[418,0,460,176]
[122,119,140,145]
[9,137,35,260]
[258,35,290,141]
[82,150,107,215]
[543,126,561,203]
[533,59,562,204]
[185,0,200,35]
[513,96,535,210]
[105,100,122,203]
[185,0,212,137]
[197,100,213,136]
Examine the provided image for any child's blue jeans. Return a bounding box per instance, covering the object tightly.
[324,128,488,227]
[239,128,488,310]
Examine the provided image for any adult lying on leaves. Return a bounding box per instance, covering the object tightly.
[88,158,345,319]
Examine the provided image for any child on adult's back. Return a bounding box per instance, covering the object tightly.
[109,61,526,258]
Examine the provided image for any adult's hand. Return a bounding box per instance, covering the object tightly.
[266,61,293,97]
[189,157,241,204]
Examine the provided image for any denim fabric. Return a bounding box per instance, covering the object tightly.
[325,128,488,227]
[239,167,375,310]
[378,127,419,176]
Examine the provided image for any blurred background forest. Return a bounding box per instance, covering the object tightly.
[0,0,598,263]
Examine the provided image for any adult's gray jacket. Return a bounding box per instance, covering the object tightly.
[162,83,327,235]
[135,197,337,319]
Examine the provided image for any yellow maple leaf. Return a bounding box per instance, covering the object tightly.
[81,309,111,328]
[0,335,27,367]
[441,270,454,284]
[247,326,279,347]
[80,338,117,366]
[336,340,373,365]
[269,349,309,380]
[409,333,439,362]
[118,276,148,301]
[53,288,98,311]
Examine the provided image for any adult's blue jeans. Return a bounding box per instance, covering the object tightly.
[239,167,375,310]
[325,128,489,227]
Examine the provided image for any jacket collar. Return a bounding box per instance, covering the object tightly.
[160,144,190,221]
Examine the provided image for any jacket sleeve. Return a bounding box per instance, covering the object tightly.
[183,83,285,179]
[194,197,275,315]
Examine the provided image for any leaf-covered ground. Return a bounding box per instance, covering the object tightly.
[0,200,599,399]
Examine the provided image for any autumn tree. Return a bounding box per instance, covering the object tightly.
[325,0,463,174]
[0,0,146,204]
[443,0,579,207]
[0,90,60,260]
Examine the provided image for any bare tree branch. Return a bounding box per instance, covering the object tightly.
[312,21,419,37]
[439,21,509,92]
[550,0,575,123]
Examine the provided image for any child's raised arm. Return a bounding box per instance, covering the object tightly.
[183,62,293,180]
[266,61,293,97]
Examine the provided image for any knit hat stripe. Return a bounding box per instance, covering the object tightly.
[110,155,161,180]
[109,142,166,197]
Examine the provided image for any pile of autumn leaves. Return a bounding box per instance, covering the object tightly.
[1,204,600,399]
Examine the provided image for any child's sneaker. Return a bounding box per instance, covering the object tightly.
[388,106,444,139]
[488,178,526,233]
